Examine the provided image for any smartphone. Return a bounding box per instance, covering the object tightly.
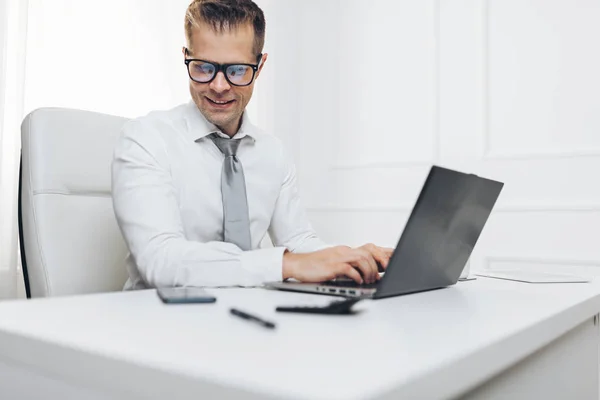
[156,287,217,304]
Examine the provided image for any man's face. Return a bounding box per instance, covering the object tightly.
[185,23,267,136]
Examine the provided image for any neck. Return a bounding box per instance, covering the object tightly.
[218,115,243,138]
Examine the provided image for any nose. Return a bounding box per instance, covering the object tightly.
[209,71,231,93]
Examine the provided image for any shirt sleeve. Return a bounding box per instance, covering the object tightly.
[268,146,333,253]
[111,121,284,288]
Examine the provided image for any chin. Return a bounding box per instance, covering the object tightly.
[205,113,228,124]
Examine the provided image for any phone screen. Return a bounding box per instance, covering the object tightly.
[156,287,217,304]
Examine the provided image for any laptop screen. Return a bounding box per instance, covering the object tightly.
[374,166,503,299]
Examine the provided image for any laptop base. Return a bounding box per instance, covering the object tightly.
[266,281,377,298]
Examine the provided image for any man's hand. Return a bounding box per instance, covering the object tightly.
[356,243,394,272]
[282,244,395,284]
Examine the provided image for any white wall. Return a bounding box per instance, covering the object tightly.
[24,0,191,118]
[267,0,600,277]
[0,0,28,299]
[0,0,13,299]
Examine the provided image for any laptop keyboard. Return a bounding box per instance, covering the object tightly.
[320,280,379,289]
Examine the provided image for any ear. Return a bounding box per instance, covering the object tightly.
[182,46,188,57]
[255,53,268,79]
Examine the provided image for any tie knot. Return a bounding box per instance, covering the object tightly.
[210,133,241,157]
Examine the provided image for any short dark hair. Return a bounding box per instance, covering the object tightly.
[185,0,266,55]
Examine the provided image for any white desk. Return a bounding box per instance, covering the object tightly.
[0,278,599,400]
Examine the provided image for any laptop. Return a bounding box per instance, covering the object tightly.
[266,165,504,299]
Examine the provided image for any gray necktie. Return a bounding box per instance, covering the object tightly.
[210,133,252,250]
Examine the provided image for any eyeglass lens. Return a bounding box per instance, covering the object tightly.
[188,61,254,86]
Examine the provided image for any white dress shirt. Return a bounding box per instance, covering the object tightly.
[112,101,329,289]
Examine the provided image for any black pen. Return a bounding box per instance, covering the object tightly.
[230,308,276,329]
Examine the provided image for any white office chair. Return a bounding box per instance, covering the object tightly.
[19,107,130,298]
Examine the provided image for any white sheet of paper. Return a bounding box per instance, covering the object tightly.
[475,270,590,284]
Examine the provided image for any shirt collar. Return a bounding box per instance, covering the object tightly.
[184,101,256,143]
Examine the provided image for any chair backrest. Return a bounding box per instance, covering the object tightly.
[19,107,130,297]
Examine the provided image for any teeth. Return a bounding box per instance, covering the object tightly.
[211,99,230,104]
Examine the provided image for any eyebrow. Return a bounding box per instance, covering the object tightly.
[189,57,258,65]
[185,49,258,65]
[185,49,255,64]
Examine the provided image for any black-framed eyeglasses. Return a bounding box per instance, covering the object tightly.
[184,48,262,87]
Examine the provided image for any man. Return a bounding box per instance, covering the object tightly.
[112,0,393,290]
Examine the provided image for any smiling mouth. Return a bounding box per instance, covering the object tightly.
[206,97,235,106]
